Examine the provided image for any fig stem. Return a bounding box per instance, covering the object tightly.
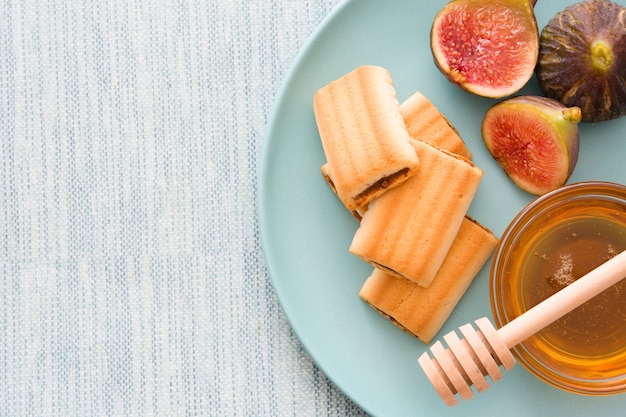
[563,107,582,124]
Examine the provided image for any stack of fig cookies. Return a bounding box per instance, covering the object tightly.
[314,65,499,344]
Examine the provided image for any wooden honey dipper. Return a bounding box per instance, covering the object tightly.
[418,249,626,406]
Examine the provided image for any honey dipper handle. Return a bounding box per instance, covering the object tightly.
[498,250,626,348]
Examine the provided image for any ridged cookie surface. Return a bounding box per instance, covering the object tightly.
[400,91,472,160]
[320,89,471,220]
[350,139,482,287]
[359,217,498,343]
[314,65,419,211]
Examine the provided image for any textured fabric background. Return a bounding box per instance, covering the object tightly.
[0,0,369,415]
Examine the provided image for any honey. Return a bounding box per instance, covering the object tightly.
[491,182,626,394]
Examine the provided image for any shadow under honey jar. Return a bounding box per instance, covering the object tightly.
[491,181,626,395]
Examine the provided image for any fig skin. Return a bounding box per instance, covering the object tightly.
[430,0,539,98]
[482,96,581,196]
[536,0,626,123]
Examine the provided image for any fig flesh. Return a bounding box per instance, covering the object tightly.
[536,0,626,123]
[430,0,539,98]
[482,96,581,195]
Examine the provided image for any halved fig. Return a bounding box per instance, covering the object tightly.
[482,96,581,195]
[536,0,626,123]
[430,0,539,98]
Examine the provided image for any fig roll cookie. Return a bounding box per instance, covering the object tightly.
[313,65,420,211]
[359,217,498,343]
[350,139,482,288]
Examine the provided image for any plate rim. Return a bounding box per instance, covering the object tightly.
[256,0,626,415]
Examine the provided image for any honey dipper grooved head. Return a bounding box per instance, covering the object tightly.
[418,317,516,406]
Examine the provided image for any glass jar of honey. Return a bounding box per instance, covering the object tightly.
[491,181,626,395]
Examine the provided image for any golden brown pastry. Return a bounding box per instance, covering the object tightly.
[359,217,498,343]
[400,91,472,160]
[349,139,482,287]
[319,89,470,220]
[313,65,419,211]
[320,163,366,221]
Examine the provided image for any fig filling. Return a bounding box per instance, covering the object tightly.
[369,261,410,283]
[365,301,416,338]
[352,168,410,208]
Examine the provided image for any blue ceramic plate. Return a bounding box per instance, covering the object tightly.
[258,0,626,415]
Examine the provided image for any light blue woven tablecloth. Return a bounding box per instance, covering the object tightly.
[0,0,369,415]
